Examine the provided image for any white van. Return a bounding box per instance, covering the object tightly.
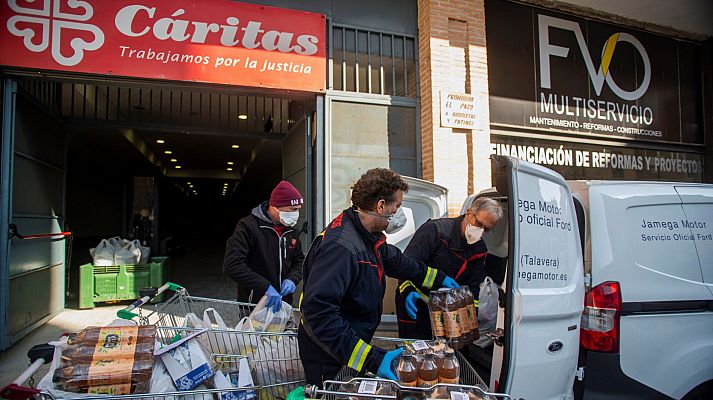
[467,155,713,400]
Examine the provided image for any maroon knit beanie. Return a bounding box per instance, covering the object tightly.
[269,181,303,207]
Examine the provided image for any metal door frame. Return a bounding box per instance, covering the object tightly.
[1,78,17,349]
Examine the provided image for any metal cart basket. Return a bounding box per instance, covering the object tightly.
[4,285,504,400]
[2,325,302,400]
[117,283,300,330]
[302,337,510,400]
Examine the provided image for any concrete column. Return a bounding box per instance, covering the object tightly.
[418,0,491,216]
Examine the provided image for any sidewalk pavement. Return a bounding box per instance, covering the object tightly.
[0,305,124,388]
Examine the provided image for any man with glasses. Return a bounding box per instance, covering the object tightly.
[395,196,505,339]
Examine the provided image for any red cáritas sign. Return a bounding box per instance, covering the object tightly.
[0,0,326,92]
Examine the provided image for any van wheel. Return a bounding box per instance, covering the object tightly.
[683,382,713,400]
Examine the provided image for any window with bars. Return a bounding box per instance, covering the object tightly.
[331,26,418,98]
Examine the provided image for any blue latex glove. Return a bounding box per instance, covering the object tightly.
[265,285,282,312]
[377,347,404,381]
[280,279,296,296]
[405,292,420,319]
[442,276,460,289]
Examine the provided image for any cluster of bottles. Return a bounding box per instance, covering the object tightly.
[428,286,479,350]
[395,340,460,387]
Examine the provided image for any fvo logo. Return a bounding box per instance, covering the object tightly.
[538,14,651,101]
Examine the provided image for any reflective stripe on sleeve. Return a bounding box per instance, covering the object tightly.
[422,267,437,289]
[399,281,415,293]
[347,339,372,372]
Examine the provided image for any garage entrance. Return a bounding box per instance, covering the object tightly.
[0,75,316,347]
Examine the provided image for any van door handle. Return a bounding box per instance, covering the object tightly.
[486,328,505,347]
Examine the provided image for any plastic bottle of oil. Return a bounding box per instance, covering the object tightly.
[456,287,471,348]
[396,350,419,387]
[417,350,439,388]
[444,289,461,349]
[428,290,446,340]
[463,286,479,342]
[438,348,460,384]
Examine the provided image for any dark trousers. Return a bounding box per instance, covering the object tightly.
[394,290,433,340]
[302,360,343,388]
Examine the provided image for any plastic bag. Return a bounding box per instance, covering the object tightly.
[474,276,499,348]
[90,239,115,266]
[150,357,178,396]
[251,335,303,399]
[214,358,257,400]
[42,326,155,395]
[131,239,151,264]
[202,308,237,355]
[248,296,293,333]
[115,240,142,265]
[234,316,262,353]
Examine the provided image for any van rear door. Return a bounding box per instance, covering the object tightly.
[491,155,584,400]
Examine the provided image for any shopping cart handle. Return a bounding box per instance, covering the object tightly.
[117,282,183,320]
[27,343,54,364]
[1,357,47,400]
[1,383,41,400]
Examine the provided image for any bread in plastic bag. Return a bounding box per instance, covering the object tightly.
[51,325,156,394]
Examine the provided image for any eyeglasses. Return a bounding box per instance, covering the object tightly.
[468,212,493,232]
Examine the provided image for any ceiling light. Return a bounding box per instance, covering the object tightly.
[170,159,177,162]
[187,181,191,184]
[231,145,239,149]
[164,150,172,154]
[226,168,233,171]
[227,161,234,165]
[175,165,182,169]
[223,183,228,186]
[156,139,165,144]
[238,114,248,120]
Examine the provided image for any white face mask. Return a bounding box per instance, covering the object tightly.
[384,207,407,234]
[278,210,299,227]
[358,206,408,234]
[465,224,484,244]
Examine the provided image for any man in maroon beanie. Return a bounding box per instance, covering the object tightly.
[223,180,305,311]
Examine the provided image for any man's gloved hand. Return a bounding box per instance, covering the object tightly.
[265,285,282,312]
[280,279,296,296]
[442,276,460,289]
[377,347,404,381]
[405,292,421,319]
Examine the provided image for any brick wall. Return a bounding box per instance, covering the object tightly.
[418,0,491,216]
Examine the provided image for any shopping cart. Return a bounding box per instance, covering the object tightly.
[2,325,302,400]
[116,283,300,330]
[296,337,509,400]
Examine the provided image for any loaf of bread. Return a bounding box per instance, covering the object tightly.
[53,325,156,394]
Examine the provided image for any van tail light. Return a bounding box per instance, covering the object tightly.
[580,281,621,353]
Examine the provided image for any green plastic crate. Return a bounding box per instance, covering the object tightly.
[79,257,169,309]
